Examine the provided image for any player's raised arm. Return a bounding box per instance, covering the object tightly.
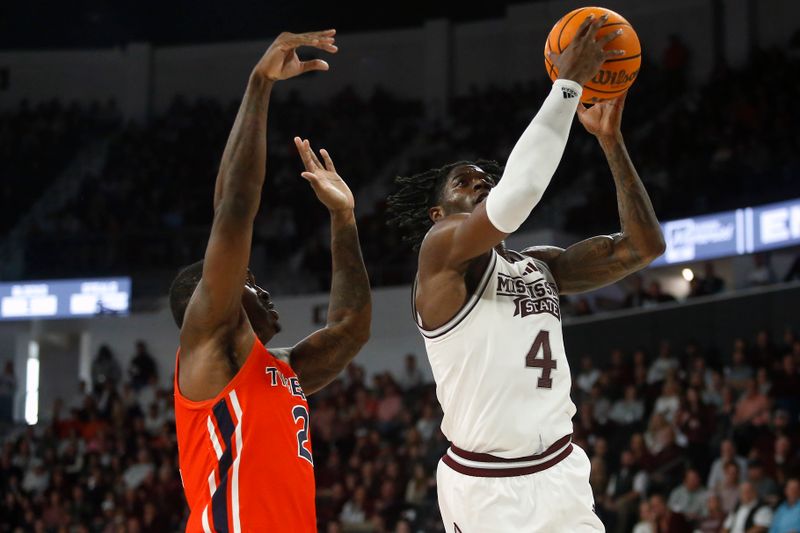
[423,15,623,270]
[182,31,337,344]
[524,93,665,294]
[283,139,371,395]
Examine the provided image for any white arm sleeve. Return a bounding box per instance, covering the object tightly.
[485,79,582,233]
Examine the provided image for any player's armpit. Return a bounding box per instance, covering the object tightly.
[524,232,661,295]
[268,347,292,365]
[286,322,368,396]
[421,205,507,273]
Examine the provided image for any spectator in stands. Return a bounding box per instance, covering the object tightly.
[747,253,777,287]
[590,384,612,426]
[606,348,634,396]
[397,353,424,391]
[753,329,777,369]
[127,341,158,390]
[653,377,682,423]
[697,493,727,533]
[733,380,771,449]
[415,403,439,443]
[67,380,91,413]
[604,449,648,533]
[726,341,755,393]
[577,356,602,396]
[644,281,677,308]
[650,492,691,532]
[0,360,16,424]
[340,486,370,528]
[769,478,800,533]
[715,461,744,515]
[609,385,646,429]
[769,435,800,487]
[122,449,154,491]
[633,500,656,533]
[21,458,49,494]
[757,367,773,396]
[376,381,404,436]
[624,274,649,308]
[404,463,432,505]
[723,481,773,533]
[90,345,121,393]
[675,386,716,467]
[668,467,708,522]
[647,424,686,492]
[696,262,726,296]
[747,461,781,506]
[42,491,69,529]
[648,341,680,385]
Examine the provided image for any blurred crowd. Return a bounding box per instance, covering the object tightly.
[0,99,120,233]
[1,326,799,532]
[19,88,421,287]
[4,42,800,298]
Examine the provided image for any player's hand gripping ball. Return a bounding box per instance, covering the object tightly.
[544,6,641,103]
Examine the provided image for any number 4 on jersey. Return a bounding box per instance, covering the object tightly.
[525,330,556,389]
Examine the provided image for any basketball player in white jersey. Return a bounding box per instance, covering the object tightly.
[388,15,665,532]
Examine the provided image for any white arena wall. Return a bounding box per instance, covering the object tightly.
[1,0,798,120]
[0,285,427,422]
[2,241,798,423]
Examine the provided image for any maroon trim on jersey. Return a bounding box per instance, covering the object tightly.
[449,434,572,463]
[442,442,573,478]
[412,251,497,339]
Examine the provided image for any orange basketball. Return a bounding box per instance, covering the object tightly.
[544,6,641,104]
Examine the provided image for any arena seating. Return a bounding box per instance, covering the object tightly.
[5,49,800,298]
[1,328,798,532]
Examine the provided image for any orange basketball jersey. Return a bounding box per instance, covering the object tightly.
[174,338,316,532]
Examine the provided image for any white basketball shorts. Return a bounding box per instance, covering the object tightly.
[437,436,604,532]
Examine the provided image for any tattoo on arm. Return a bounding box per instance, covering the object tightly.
[183,74,274,342]
[214,74,273,214]
[291,210,371,395]
[600,137,663,262]
[328,212,371,326]
[545,138,664,294]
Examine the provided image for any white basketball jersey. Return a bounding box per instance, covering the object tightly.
[414,249,576,458]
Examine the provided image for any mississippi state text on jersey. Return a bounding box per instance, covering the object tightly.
[414,249,575,458]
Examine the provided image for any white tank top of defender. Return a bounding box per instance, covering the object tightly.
[414,249,576,458]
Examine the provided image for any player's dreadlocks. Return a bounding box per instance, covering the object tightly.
[387,159,504,251]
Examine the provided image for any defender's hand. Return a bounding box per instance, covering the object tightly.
[253,30,337,82]
[294,137,354,212]
[577,92,626,139]
[549,14,624,86]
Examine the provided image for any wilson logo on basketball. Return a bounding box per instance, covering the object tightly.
[591,68,640,87]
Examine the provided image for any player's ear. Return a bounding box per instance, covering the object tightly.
[429,205,445,222]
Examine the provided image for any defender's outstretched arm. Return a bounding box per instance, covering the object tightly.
[280,139,371,395]
[182,30,336,344]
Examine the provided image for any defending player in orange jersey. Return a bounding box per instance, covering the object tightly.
[169,30,371,532]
